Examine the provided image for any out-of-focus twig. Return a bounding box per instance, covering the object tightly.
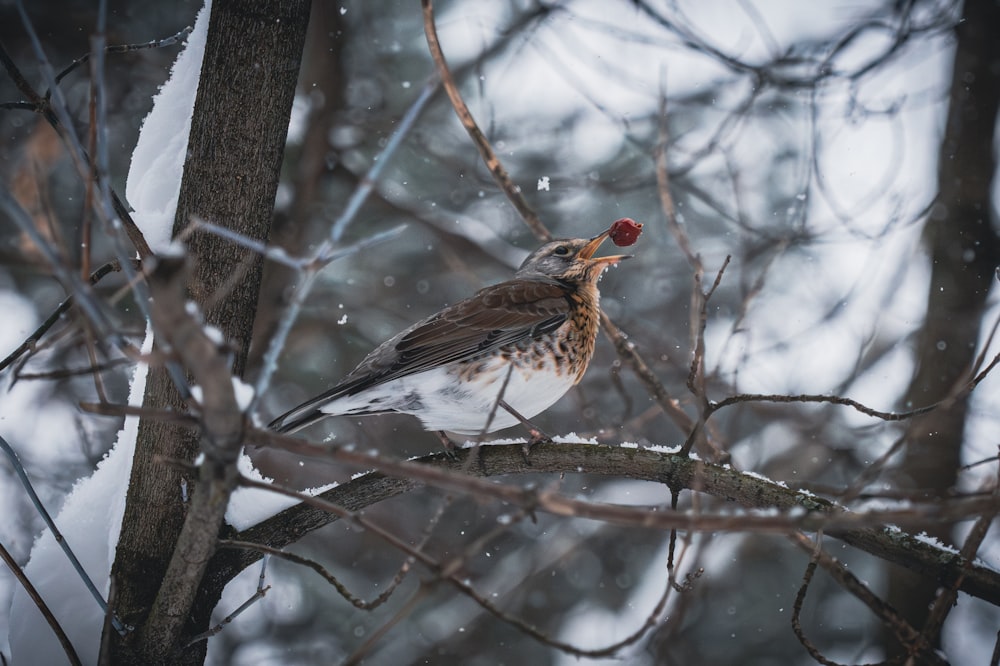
[679,256,731,458]
[655,88,700,271]
[421,0,550,243]
[185,557,270,646]
[218,539,402,611]
[600,311,693,434]
[52,26,193,89]
[0,24,151,259]
[0,539,82,665]
[921,499,997,649]
[0,434,126,634]
[788,532,942,665]
[0,259,123,373]
[248,77,431,416]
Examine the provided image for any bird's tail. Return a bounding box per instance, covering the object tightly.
[267,403,328,434]
[267,381,370,434]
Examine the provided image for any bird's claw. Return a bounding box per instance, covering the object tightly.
[437,431,459,460]
[519,429,551,463]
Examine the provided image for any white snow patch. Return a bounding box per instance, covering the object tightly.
[225,452,338,531]
[125,1,212,253]
[642,443,683,454]
[232,378,255,411]
[203,324,224,346]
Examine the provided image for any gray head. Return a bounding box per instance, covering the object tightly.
[515,231,627,283]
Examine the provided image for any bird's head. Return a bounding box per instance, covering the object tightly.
[515,230,629,283]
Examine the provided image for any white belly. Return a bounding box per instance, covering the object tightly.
[320,357,578,435]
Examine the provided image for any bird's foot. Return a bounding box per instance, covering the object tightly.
[519,428,552,463]
[436,431,459,461]
[497,399,551,463]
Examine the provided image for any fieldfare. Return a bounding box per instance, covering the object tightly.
[269,222,640,439]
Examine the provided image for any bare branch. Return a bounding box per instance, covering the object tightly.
[52,26,193,89]
[0,539,82,666]
[0,35,151,259]
[0,259,123,373]
[218,540,402,612]
[789,532,941,665]
[185,558,269,647]
[921,505,998,648]
[0,434,124,633]
[139,255,246,654]
[231,437,1000,607]
[421,0,551,242]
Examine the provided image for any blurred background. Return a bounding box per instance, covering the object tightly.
[1,0,997,663]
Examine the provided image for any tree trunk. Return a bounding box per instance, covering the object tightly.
[888,0,1000,654]
[106,1,311,663]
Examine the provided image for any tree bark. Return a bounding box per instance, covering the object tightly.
[106,1,311,663]
[888,0,1000,654]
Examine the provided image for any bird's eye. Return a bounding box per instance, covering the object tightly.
[553,245,570,256]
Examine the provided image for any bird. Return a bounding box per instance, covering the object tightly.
[268,228,630,441]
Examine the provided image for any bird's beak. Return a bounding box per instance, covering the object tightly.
[579,230,629,266]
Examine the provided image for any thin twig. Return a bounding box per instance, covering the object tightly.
[0,259,122,373]
[921,500,998,648]
[52,26,193,89]
[329,79,436,244]
[480,363,516,439]
[421,0,550,242]
[78,401,198,425]
[655,85,700,270]
[790,557,846,666]
[185,558,271,646]
[0,539,82,665]
[248,78,432,415]
[343,582,431,666]
[218,540,399,611]
[788,532,942,665]
[248,225,406,416]
[599,312,694,434]
[0,434,126,634]
[15,357,132,381]
[680,256,731,457]
[708,391,938,422]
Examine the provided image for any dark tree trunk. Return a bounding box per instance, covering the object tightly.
[888,0,1000,655]
[105,1,311,663]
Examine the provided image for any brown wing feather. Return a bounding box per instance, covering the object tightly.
[343,278,571,388]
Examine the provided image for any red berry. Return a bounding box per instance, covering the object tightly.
[608,218,643,246]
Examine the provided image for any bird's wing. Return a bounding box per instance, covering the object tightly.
[268,278,572,432]
[344,277,571,389]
